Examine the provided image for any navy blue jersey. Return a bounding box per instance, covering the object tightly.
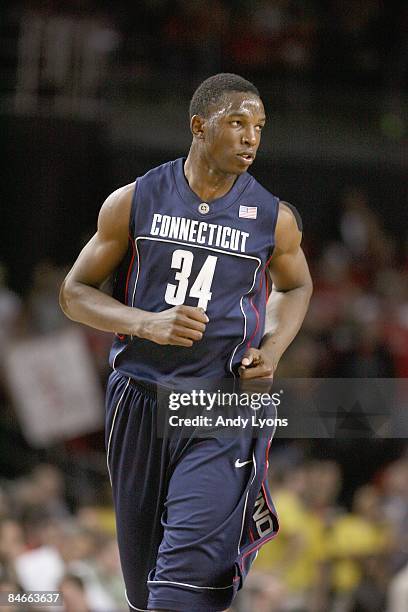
[109,158,279,383]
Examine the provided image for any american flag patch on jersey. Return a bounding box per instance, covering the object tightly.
[239,205,258,219]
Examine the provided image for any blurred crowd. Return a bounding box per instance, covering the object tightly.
[0,463,127,612]
[117,0,406,89]
[275,186,408,380]
[0,453,407,612]
[6,0,407,85]
[2,1,407,121]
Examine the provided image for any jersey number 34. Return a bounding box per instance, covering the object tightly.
[165,249,218,311]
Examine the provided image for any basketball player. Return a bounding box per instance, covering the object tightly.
[60,74,312,611]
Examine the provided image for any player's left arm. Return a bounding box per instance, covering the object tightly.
[239,201,313,379]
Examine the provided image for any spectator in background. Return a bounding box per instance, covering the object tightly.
[0,519,26,584]
[8,465,71,527]
[27,262,69,334]
[92,535,126,607]
[348,555,388,612]
[0,264,23,346]
[76,505,116,537]
[381,458,408,572]
[12,518,66,592]
[338,187,393,275]
[332,319,395,378]
[31,464,71,520]
[68,532,126,611]
[379,266,408,377]
[0,463,127,611]
[0,489,10,522]
[387,561,408,612]
[60,573,91,612]
[305,460,342,522]
[235,570,287,612]
[274,332,321,377]
[9,515,127,611]
[327,484,394,612]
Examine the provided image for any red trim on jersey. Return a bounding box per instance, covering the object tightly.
[264,435,272,474]
[239,524,279,570]
[246,252,274,348]
[246,297,260,348]
[265,271,269,304]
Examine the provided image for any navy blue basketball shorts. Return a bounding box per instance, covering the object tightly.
[106,371,279,612]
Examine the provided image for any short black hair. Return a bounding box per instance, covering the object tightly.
[189,73,260,119]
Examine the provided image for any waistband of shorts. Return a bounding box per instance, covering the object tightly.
[128,377,158,398]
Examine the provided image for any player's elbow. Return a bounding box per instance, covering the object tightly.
[303,274,313,305]
[59,277,77,320]
[305,275,313,299]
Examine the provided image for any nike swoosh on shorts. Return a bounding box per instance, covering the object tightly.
[235,459,253,468]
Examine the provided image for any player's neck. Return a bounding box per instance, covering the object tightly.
[184,150,237,203]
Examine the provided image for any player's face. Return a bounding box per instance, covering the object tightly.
[204,92,266,175]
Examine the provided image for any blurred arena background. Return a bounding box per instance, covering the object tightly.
[0,1,407,611]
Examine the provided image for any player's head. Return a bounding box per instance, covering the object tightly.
[189,73,265,175]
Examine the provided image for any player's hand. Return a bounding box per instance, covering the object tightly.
[141,305,208,347]
[238,348,275,380]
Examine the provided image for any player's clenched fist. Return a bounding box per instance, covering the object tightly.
[238,347,275,379]
[140,305,209,347]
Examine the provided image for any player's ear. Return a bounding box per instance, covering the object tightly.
[191,114,205,139]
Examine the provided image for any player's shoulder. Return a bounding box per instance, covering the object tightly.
[103,181,135,213]
[109,181,136,200]
[98,182,135,236]
[272,200,303,255]
[277,201,303,233]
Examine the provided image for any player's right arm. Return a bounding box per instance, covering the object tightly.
[59,184,208,347]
